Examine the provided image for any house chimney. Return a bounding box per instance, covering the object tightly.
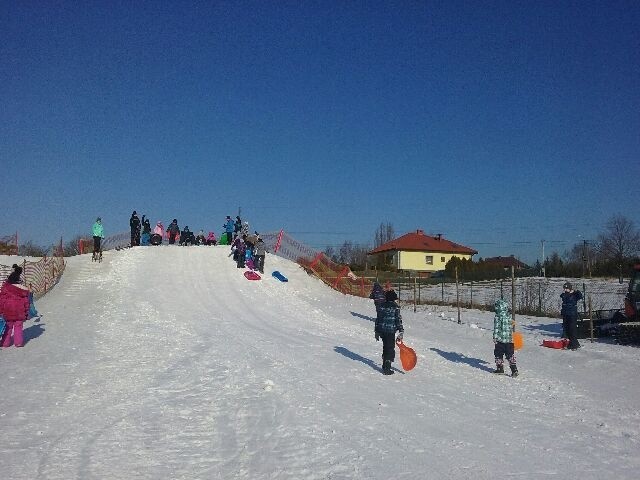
[417,229,424,235]
[436,233,442,240]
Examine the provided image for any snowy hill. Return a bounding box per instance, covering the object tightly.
[1,246,639,479]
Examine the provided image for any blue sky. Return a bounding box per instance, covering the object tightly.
[1,1,639,263]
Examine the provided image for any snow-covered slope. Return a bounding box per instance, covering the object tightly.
[1,246,639,479]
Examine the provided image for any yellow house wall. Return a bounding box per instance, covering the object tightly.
[397,251,473,271]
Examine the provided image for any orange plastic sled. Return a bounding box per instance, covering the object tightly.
[513,331,524,350]
[396,339,417,371]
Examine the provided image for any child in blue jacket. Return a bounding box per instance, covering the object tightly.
[374,290,404,375]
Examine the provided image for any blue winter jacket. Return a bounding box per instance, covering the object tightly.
[224,219,235,233]
[375,300,403,334]
[560,290,583,318]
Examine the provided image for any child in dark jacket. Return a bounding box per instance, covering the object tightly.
[374,290,404,375]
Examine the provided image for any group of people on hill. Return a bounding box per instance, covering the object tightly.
[227,217,267,273]
[127,212,221,247]
[369,280,584,376]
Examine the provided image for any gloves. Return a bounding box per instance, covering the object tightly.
[396,331,403,342]
[375,332,380,341]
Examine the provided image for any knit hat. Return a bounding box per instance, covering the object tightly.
[385,290,398,301]
[8,264,22,284]
[563,282,572,290]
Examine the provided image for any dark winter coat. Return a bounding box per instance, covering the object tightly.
[130,214,141,232]
[560,290,583,318]
[167,221,180,234]
[375,300,403,335]
[141,216,151,234]
[0,281,30,322]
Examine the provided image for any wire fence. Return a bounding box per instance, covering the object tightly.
[0,238,66,299]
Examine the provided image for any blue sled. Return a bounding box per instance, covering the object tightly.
[272,271,288,282]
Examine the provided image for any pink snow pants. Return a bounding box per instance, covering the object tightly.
[1,321,24,347]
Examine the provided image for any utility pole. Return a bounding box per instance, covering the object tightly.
[541,240,546,278]
[582,240,587,278]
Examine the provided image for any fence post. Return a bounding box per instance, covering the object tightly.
[470,281,473,309]
[441,276,444,303]
[413,277,417,312]
[537,280,542,314]
[455,266,461,324]
[588,296,594,342]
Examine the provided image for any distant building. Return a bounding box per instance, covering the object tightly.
[367,229,477,274]
[483,255,529,270]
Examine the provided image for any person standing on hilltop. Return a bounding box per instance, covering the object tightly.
[166,219,180,245]
[92,217,104,256]
[129,211,141,246]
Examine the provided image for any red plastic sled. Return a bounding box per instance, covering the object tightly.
[542,338,569,349]
[244,271,261,281]
[396,339,417,371]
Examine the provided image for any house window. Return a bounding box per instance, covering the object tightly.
[425,256,433,265]
[441,257,446,263]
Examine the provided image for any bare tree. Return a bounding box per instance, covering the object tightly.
[374,222,395,248]
[597,215,640,280]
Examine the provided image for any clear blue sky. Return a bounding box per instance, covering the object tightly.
[1,1,638,263]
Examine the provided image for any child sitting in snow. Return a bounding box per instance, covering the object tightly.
[492,299,518,377]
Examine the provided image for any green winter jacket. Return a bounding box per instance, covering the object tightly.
[92,222,104,238]
[493,299,513,343]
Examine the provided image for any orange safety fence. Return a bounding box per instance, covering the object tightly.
[0,238,66,299]
[260,230,373,298]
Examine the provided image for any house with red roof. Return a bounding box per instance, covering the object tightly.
[483,255,530,270]
[367,229,477,274]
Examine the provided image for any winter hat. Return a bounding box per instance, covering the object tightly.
[96,217,101,222]
[563,282,572,290]
[133,210,137,215]
[8,264,22,284]
[173,219,177,223]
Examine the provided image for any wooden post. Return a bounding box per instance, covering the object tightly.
[470,280,473,309]
[455,266,461,324]
[441,275,445,303]
[413,276,417,312]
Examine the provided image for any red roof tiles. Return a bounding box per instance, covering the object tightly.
[368,230,477,256]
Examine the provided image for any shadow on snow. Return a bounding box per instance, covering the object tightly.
[334,346,404,374]
[430,348,493,372]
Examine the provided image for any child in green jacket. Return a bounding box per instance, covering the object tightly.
[493,299,518,377]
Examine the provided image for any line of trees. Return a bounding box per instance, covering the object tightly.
[324,215,640,279]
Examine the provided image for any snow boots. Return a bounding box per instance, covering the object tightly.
[382,360,394,375]
[510,365,519,377]
[493,365,504,374]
